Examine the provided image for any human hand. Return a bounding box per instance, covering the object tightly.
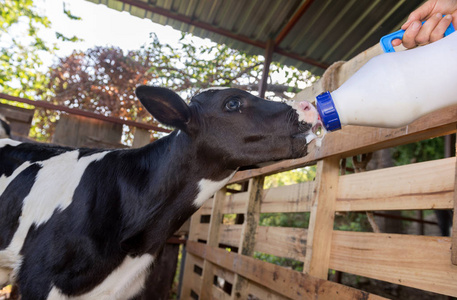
[391,0,457,48]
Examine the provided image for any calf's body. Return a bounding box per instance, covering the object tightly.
[0,87,317,299]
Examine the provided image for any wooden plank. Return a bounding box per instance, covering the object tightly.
[132,127,150,148]
[223,180,314,214]
[304,157,340,279]
[187,241,387,300]
[188,208,206,242]
[232,177,264,299]
[261,181,314,213]
[199,197,214,215]
[330,231,457,297]
[218,225,308,261]
[211,285,232,300]
[452,130,457,265]
[213,263,235,284]
[200,189,226,299]
[246,280,290,300]
[336,157,455,211]
[255,226,307,261]
[0,103,34,138]
[230,105,457,184]
[180,253,203,298]
[191,223,209,243]
[219,225,242,248]
[53,114,123,148]
[224,192,247,214]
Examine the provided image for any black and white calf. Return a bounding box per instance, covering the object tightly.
[0,86,319,299]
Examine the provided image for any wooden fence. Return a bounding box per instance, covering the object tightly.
[180,43,457,299]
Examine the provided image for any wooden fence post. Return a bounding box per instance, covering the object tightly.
[231,177,264,299]
[199,189,227,299]
[451,129,457,265]
[304,156,340,279]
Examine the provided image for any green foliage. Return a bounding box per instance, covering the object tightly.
[259,212,310,228]
[334,212,371,232]
[254,252,303,272]
[0,0,52,98]
[392,137,445,165]
[264,166,316,189]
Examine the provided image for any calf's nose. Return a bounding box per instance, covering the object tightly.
[296,101,318,126]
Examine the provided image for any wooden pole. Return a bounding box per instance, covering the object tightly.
[231,177,264,299]
[451,127,457,265]
[304,156,340,278]
[258,40,275,98]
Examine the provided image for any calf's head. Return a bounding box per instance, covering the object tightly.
[135,86,318,169]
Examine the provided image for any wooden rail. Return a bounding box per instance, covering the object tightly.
[180,42,457,299]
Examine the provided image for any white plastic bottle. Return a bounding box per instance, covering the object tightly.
[316,32,457,131]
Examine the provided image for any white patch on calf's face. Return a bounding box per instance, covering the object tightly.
[47,254,154,300]
[193,171,237,207]
[0,150,110,271]
[288,101,319,126]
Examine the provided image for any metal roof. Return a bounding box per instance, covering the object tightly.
[86,0,424,75]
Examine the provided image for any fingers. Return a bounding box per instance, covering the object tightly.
[402,0,436,30]
[415,13,446,44]
[430,14,453,42]
[391,39,402,47]
[402,21,421,48]
[401,14,453,48]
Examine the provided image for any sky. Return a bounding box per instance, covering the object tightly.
[3,0,310,91]
[35,0,213,66]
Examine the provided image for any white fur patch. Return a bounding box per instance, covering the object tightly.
[47,254,154,300]
[199,87,230,93]
[0,138,21,148]
[0,149,110,280]
[193,172,236,207]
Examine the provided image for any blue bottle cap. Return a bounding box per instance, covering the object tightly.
[316,91,341,131]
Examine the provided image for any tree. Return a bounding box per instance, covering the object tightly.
[39,33,315,141]
[0,0,80,99]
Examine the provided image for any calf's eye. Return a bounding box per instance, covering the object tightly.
[225,99,241,112]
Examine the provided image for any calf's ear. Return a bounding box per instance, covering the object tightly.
[135,86,190,131]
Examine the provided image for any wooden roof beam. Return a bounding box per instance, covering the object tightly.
[115,0,328,69]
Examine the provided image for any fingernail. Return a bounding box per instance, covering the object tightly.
[436,13,442,18]
[445,14,452,19]
[411,21,421,30]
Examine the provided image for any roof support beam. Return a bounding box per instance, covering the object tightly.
[114,0,328,70]
[274,0,315,46]
[258,40,275,98]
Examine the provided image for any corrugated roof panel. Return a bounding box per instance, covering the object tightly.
[85,0,423,74]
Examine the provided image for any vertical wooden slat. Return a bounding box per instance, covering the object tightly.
[180,206,207,298]
[304,156,340,279]
[451,130,457,265]
[231,177,264,299]
[132,127,151,148]
[200,189,227,299]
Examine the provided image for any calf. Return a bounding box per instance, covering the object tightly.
[0,86,318,299]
